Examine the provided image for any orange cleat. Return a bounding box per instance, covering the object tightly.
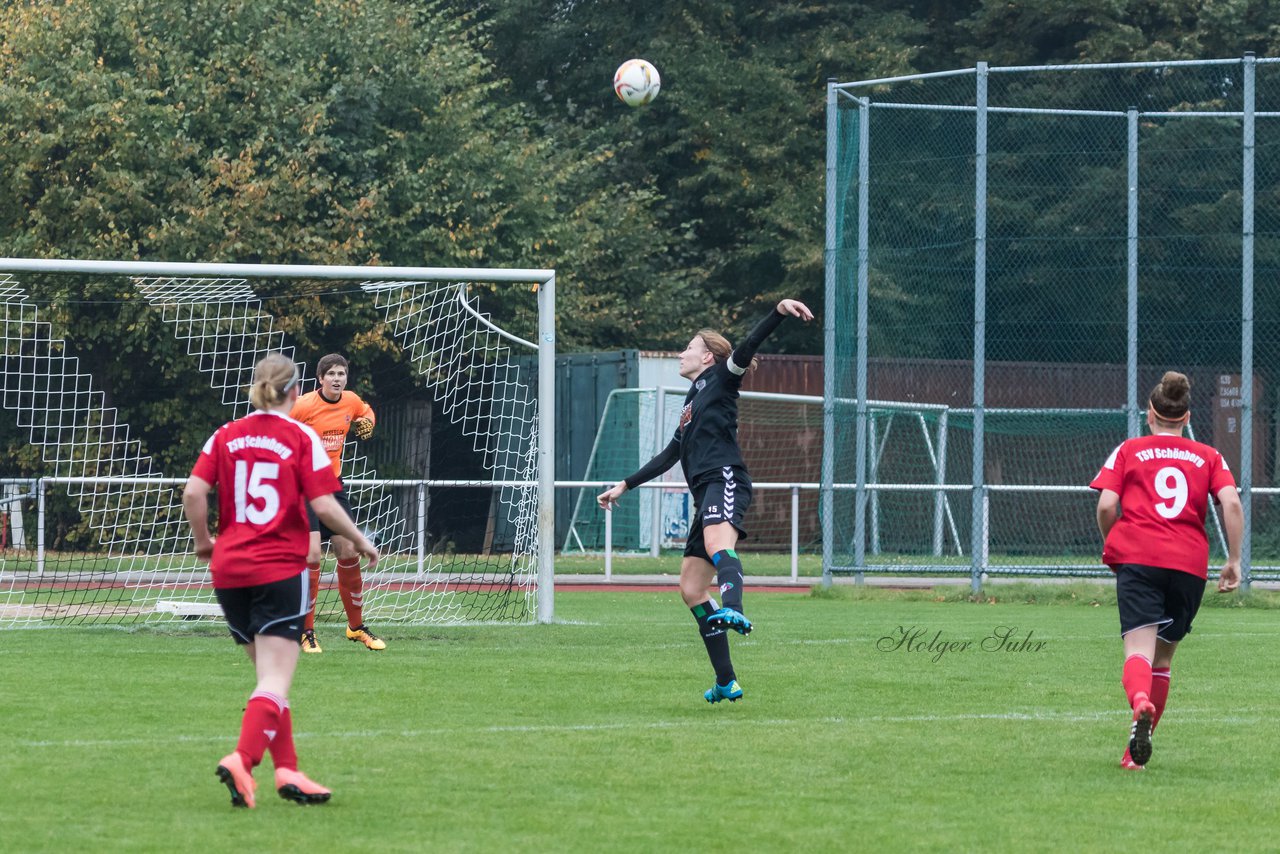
[301,629,322,654]
[216,752,257,808]
[346,624,386,651]
[276,767,332,804]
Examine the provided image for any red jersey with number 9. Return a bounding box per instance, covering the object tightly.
[1089,434,1236,579]
[191,410,342,588]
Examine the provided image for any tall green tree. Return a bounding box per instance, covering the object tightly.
[0,0,681,488]
[959,0,1280,65]
[481,1,926,352]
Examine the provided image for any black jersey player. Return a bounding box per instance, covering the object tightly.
[598,298,814,703]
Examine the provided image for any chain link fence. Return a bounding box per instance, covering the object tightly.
[823,56,1280,586]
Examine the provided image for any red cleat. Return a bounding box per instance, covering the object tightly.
[276,767,332,804]
[216,752,257,808]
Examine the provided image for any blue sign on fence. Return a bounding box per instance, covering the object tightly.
[661,489,691,546]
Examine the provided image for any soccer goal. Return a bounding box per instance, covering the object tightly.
[827,405,1132,573]
[0,258,556,627]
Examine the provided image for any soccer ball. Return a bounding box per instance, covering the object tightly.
[613,59,661,107]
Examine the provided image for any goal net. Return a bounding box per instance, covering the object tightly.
[563,388,825,554]
[829,406,1131,570]
[0,260,554,627]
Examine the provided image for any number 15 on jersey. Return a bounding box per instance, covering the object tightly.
[235,461,280,525]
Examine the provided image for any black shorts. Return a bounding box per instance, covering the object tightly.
[215,571,309,645]
[684,466,753,562]
[1115,564,1207,642]
[306,487,354,540]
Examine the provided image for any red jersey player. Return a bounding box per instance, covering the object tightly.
[289,353,385,652]
[182,353,378,808]
[1090,370,1242,770]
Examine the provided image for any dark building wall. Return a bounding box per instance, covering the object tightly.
[496,351,638,549]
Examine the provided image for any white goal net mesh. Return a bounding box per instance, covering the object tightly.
[0,265,545,627]
[563,388,824,554]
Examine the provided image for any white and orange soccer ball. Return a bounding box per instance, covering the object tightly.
[613,59,661,107]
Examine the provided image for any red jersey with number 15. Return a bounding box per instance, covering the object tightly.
[1089,434,1236,579]
[191,410,342,588]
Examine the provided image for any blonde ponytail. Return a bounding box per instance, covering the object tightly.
[248,353,299,411]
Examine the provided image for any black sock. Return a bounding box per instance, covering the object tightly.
[712,549,745,614]
[691,601,735,685]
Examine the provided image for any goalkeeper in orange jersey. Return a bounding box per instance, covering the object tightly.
[290,353,385,652]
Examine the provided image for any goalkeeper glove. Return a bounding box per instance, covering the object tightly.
[352,417,374,440]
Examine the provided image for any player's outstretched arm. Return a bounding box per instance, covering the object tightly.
[731,299,816,372]
[600,439,680,509]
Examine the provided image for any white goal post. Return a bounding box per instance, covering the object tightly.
[0,258,557,626]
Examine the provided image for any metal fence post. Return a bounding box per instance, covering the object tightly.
[822,79,838,588]
[651,386,665,559]
[416,481,426,578]
[791,485,800,581]
[932,410,950,556]
[970,61,989,596]
[605,505,613,582]
[1241,52,1256,590]
[1127,106,1140,439]
[852,93,871,586]
[36,477,46,577]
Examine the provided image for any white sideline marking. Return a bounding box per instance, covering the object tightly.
[15,708,1253,749]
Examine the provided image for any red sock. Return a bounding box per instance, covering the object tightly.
[1122,654,1153,710]
[1150,668,1171,730]
[304,563,321,631]
[236,691,285,770]
[269,703,297,771]
[336,558,364,628]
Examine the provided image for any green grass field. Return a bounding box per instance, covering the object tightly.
[4,585,1277,852]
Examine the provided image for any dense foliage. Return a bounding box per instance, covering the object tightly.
[4,1,1272,351]
[2,0,1278,492]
